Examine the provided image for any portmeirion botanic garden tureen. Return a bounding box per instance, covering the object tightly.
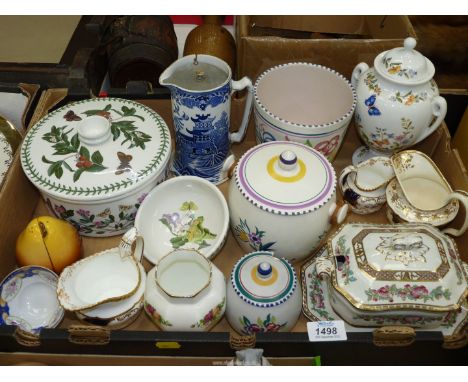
[20,98,172,237]
[226,251,301,335]
[228,141,348,263]
[351,37,447,164]
[314,223,467,328]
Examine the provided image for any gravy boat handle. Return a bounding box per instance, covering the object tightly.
[119,227,144,262]
[442,190,468,237]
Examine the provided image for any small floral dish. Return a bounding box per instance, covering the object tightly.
[226,251,301,335]
[313,223,467,329]
[57,231,143,312]
[144,249,226,331]
[20,98,172,237]
[0,115,22,189]
[302,246,468,345]
[135,175,229,264]
[76,261,146,329]
[0,266,64,334]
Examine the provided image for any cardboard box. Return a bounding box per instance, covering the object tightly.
[236,16,416,82]
[0,89,466,365]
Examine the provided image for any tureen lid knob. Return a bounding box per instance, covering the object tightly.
[257,262,272,278]
[279,150,297,171]
[77,115,112,146]
[404,37,417,51]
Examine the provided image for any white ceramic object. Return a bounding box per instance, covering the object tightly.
[20,98,172,237]
[0,115,21,189]
[315,223,468,328]
[144,249,226,331]
[135,175,229,264]
[390,150,468,237]
[75,262,146,329]
[160,54,253,184]
[351,37,447,163]
[339,157,394,215]
[57,232,143,312]
[228,141,348,263]
[0,266,64,333]
[254,63,356,161]
[302,247,468,340]
[226,251,301,335]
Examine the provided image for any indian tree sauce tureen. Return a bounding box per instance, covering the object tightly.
[20,98,171,237]
[315,223,468,328]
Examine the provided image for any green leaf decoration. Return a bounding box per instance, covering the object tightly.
[91,151,104,165]
[73,167,86,182]
[71,133,80,150]
[170,235,188,249]
[104,104,112,111]
[63,161,73,172]
[180,201,198,211]
[79,146,90,159]
[42,155,54,164]
[110,124,120,140]
[86,163,107,173]
[55,166,63,179]
[47,161,61,177]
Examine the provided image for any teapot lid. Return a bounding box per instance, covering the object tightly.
[374,37,435,85]
[234,141,336,215]
[231,252,297,307]
[20,98,171,202]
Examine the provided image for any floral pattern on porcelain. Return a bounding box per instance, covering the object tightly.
[239,314,286,335]
[233,218,276,252]
[190,298,225,329]
[365,284,451,303]
[47,193,147,236]
[335,236,357,285]
[159,201,217,250]
[383,57,418,79]
[144,302,172,327]
[354,314,440,326]
[306,268,335,321]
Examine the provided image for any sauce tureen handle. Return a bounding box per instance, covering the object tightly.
[119,227,144,262]
[351,62,370,89]
[414,96,447,145]
[315,256,335,279]
[442,190,468,237]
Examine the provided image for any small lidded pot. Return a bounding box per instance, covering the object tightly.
[226,251,301,335]
[229,141,348,263]
[144,249,226,331]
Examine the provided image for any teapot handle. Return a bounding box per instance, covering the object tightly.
[230,77,253,143]
[351,63,370,89]
[338,165,358,189]
[442,190,468,237]
[414,96,447,145]
[119,227,144,262]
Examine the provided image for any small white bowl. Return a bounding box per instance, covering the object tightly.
[135,176,229,264]
[0,266,64,333]
[76,262,146,329]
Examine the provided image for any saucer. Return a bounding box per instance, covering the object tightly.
[301,248,468,339]
[386,178,458,226]
[0,266,64,333]
[135,176,229,264]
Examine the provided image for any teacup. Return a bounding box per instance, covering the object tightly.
[390,150,468,237]
[339,156,394,214]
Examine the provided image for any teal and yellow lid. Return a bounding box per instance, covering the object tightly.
[230,252,297,307]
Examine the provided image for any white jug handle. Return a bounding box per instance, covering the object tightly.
[442,190,468,237]
[414,96,447,144]
[338,164,358,189]
[119,227,144,262]
[230,77,253,143]
[351,63,370,89]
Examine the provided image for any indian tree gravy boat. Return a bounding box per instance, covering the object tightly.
[301,247,468,342]
[314,223,468,329]
[20,98,172,237]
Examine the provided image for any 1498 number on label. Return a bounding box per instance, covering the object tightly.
[307,321,347,342]
[315,327,338,336]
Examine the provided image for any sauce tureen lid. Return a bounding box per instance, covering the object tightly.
[326,223,467,313]
[231,252,297,307]
[374,37,435,85]
[235,141,336,215]
[20,98,171,201]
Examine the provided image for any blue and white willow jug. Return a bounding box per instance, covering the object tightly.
[160,54,253,184]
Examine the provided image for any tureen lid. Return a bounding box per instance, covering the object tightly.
[374,37,435,85]
[326,223,467,312]
[235,141,336,215]
[20,98,171,201]
[231,252,297,307]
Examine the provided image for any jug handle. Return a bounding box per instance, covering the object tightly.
[119,227,144,262]
[414,96,447,145]
[442,190,468,237]
[338,165,358,188]
[351,63,369,89]
[230,77,253,143]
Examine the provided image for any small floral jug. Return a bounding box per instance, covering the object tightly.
[351,37,447,164]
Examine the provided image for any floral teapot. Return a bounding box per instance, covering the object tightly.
[351,37,447,164]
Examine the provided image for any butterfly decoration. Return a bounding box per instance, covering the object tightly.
[365,95,381,116]
[63,110,82,121]
[115,152,133,175]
